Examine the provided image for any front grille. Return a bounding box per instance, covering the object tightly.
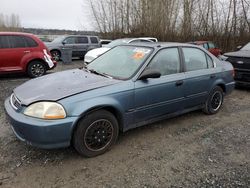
[10,94,22,110]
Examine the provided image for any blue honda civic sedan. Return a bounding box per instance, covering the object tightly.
[5,43,235,157]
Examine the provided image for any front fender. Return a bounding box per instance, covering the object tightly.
[61,95,130,132]
[69,96,125,117]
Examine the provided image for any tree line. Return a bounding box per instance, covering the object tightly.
[0,13,21,32]
[88,0,250,51]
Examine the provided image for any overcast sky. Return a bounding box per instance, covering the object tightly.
[0,0,94,31]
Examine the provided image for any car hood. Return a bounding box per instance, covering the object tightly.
[14,69,120,106]
[86,47,110,58]
[224,50,250,58]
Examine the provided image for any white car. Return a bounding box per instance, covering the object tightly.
[84,37,158,63]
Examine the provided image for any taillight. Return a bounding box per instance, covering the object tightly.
[231,69,235,78]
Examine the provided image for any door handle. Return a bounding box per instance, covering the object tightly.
[175,80,184,86]
[24,50,30,53]
[210,74,216,79]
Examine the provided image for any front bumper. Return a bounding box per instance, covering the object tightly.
[4,98,78,149]
[234,69,250,85]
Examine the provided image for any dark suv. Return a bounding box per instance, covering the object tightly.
[0,32,56,78]
[46,35,101,61]
[220,42,250,85]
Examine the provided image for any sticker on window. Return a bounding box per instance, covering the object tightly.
[133,52,145,60]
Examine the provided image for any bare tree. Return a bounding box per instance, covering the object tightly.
[87,0,250,51]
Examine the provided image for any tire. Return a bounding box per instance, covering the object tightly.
[203,86,224,115]
[50,50,61,61]
[73,110,119,157]
[27,61,46,78]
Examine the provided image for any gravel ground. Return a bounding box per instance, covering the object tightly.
[0,61,249,188]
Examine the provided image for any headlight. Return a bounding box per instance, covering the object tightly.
[24,102,66,119]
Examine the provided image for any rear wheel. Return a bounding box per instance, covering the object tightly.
[51,50,61,61]
[203,86,224,114]
[27,61,46,78]
[73,110,119,157]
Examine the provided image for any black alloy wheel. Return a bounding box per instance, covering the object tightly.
[73,110,119,157]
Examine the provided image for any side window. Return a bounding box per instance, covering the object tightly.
[148,48,180,76]
[0,36,10,48]
[90,37,98,44]
[64,37,75,44]
[208,42,215,49]
[24,36,38,47]
[76,37,88,44]
[9,36,26,48]
[183,47,208,71]
[206,54,214,68]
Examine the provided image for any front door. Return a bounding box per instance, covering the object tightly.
[134,47,185,125]
[0,35,27,72]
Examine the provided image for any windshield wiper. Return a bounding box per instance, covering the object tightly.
[88,69,113,79]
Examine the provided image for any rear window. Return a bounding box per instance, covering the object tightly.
[24,36,38,47]
[76,37,88,44]
[90,37,99,44]
[0,36,10,48]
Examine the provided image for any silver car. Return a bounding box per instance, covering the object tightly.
[46,35,101,61]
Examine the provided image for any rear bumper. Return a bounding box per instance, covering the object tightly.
[225,81,235,95]
[4,98,77,149]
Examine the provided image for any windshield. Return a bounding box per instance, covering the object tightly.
[52,36,65,43]
[241,42,250,50]
[87,46,153,80]
[106,39,130,48]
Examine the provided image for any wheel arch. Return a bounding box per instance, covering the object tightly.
[70,105,124,144]
[50,49,61,55]
[25,58,49,72]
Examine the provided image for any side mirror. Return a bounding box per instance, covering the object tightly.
[236,46,242,51]
[139,69,161,80]
[62,41,66,45]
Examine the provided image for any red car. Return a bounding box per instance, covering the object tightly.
[189,41,222,57]
[0,32,56,78]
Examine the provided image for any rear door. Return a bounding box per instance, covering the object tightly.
[89,37,100,50]
[181,47,216,108]
[74,36,89,57]
[134,47,185,124]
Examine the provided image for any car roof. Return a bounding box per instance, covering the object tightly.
[0,32,36,37]
[122,42,199,48]
[59,35,99,38]
[190,41,211,45]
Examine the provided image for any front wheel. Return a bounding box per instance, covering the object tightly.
[73,110,119,157]
[203,86,224,115]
